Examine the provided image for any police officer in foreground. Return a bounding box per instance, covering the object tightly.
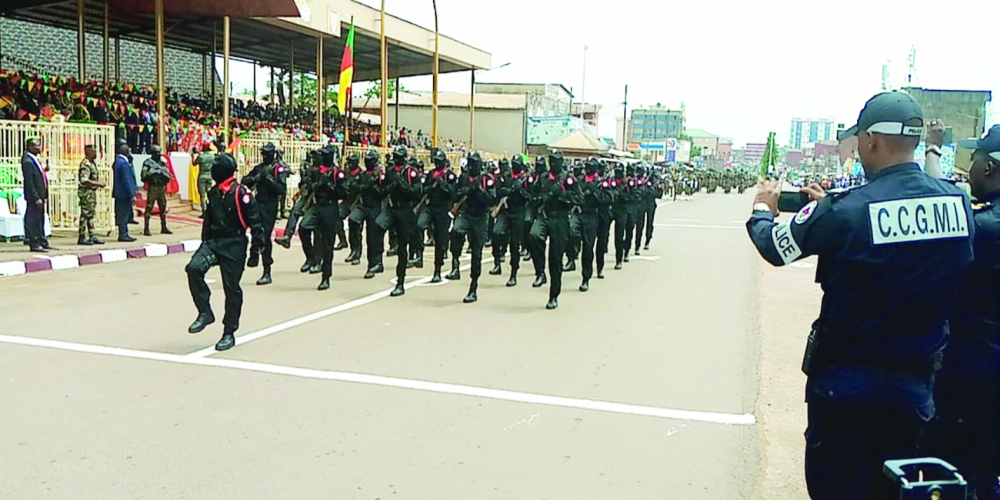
[747,91,975,500]
[186,153,264,351]
[241,142,288,286]
[922,124,1000,500]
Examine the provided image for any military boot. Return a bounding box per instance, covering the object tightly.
[532,274,547,288]
[300,260,311,273]
[463,280,478,303]
[545,297,559,310]
[256,268,272,286]
[390,281,405,297]
[579,280,589,292]
[506,268,518,287]
[563,259,576,272]
[430,265,443,283]
[317,278,330,291]
[489,262,503,275]
[445,258,461,280]
[215,332,236,351]
[275,235,292,249]
[188,312,215,333]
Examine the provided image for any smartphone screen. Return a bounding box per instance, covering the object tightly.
[778,191,811,213]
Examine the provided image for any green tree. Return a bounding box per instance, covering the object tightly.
[363,79,404,100]
[265,73,339,116]
[690,145,703,158]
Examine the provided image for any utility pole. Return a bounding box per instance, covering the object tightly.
[622,84,628,150]
[581,45,588,106]
[907,45,916,88]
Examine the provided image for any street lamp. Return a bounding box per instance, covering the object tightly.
[469,62,511,150]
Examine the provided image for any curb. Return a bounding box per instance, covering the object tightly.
[0,239,203,277]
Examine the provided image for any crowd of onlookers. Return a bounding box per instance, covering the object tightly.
[0,69,467,154]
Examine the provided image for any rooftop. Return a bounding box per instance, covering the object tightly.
[356,92,526,110]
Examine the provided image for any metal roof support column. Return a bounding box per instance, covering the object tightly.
[155,0,166,150]
[77,0,86,81]
[316,35,323,139]
[432,0,439,150]
[379,0,387,147]
[223,16,230,144]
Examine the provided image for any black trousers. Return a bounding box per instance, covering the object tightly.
[299,207,318,266]
[24,201,46,246]
[634,204,647,252]
[580,212,599,281]
[348,206,365,256]
[255,201,278,271]
[492,210,525,274]
[804,399,923,500]
[416,209,451,268]
[362,205,384,269]
[597,212,611,273]
[612,207,627,264]
[530,213,569,300]
[451,213,488,281]
[284,197,314,262]
[623,206,639,255]
[377,206,416,280]
[186,238,246,333]
[644,201,657,243]
[566,212,582,261]
[310,203,340,279]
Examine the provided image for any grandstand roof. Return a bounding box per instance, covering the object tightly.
[1,0,491,83]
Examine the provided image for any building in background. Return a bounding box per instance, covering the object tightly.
[786,150,803,168]
[717,138,732,163]
[744,142,766,163]
[628,105,685,143]
[571,103,600,129]
[789,117,835,150]
[688,128,719,155]
[732,148,745,163]
[475,82,572,118]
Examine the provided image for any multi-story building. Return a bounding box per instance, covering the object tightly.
[628,105,685,143]
[744,142,767,163]
[717,138,732,163]
[475,82,572,118]
[789,117,835,150]
[571,103,600,129]
[688,128,719,155]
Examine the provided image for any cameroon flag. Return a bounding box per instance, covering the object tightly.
[337,20,355,115]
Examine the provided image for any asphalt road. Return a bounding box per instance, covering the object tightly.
[0,190,774,499]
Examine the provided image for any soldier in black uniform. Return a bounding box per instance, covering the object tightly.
[563,161,586,273]
[490,155,531,286]
[642,170,664,250]
[307,146,349,290]
[186,153,264,351]
[633,165,650,256]
[446,152,497,303]
[241,142,288,286]
[377,146,422,296]
[274,149,320,273]
[747,92,975,499]
[595,160,614,279]
[488,158,511,268]
[578,157,614,291]
[627,164,646,256]
[415,150,457,282]
[923,124,1000,500]
[530,150,577,309]
[359,150,386,279]
[528,156,550,287]
[341,152,364,265]
[611,164,630,269]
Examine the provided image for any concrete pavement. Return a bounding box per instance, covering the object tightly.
[0,191,821,499]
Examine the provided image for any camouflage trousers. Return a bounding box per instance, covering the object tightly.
[79,189,97,240]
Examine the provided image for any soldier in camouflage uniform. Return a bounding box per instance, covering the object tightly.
[141,145,173,236]
[77,144,106,245]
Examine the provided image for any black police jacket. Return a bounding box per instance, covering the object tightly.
[385,165,423,208]
[242,160,289,203]
[456,174,498,217]
[424,168,457,211]
[540,171,577,216]
[580,174,613,214]
[202,177,264,259]
[747,163,974,411]
[309,165,348,204]
[498,171,531,213]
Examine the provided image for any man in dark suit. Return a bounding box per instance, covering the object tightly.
[112,141,138,242]
[21,137,49,252]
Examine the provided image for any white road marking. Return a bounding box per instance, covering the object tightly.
[0,333,755,426]
[631,255,661,261]
[731,220,746,224]
[654,223,743,230]
[671,218,700,222]
[656,201,675,208]
[186,258,492,358]
[790,262,815,268]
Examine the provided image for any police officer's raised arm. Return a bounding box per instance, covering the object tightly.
[746,180,843,267]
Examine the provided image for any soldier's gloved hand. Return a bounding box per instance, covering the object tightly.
[247,250,260,268]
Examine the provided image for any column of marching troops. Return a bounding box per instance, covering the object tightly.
[186,143,666,350]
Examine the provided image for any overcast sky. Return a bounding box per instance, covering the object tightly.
[232,0,1000,147]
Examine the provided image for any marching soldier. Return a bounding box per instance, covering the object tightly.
[241,142,288,286]
[359,150,387,279]
[186,153,264,351]
[140,145,173,236]
[342,153,365,265]
[377,146,422,296]
[633,165,649,256]
[563,161,586,273]
[528,156,550,287]
[487,158,510,263]
[306,146,348,290]
[642,170,664,250]
[415,150,457,282]
[446,152,497,302]
[274,149,319,273]
[297,151,325,275]
[621,164,641,262]
[77,144,106,245]
[530,150,578,309]
[578,157,614,290]
[490,155,531,286]
[595,160,614,279]
[611,164,630,269]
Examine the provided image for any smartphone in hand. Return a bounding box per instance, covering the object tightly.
[778,191,811,213]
